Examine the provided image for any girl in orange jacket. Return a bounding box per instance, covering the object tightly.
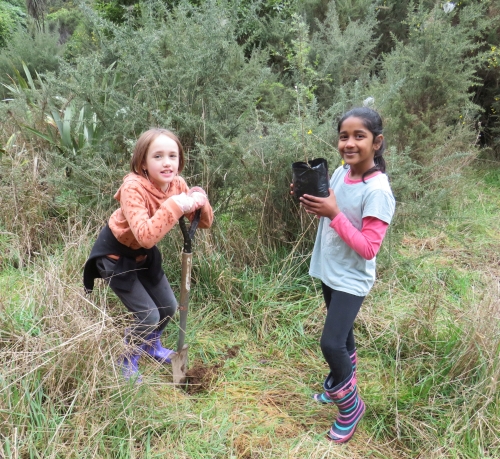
[84,128,213,384]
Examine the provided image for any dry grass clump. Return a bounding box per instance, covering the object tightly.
[354,181,500,457]
[0,144,59,267]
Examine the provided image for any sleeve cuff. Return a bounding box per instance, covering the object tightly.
[164,197,186,219]
[329,212,344,228]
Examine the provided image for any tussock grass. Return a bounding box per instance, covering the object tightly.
[1,166,499,458]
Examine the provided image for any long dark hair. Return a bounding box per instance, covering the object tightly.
[337,107,386,183]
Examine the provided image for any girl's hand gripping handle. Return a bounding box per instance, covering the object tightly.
[190,192,207,210]
[188,186,208,210]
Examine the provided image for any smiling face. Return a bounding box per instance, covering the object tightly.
[338,116,383,179]
[143,134,180,192]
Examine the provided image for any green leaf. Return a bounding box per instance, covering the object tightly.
[1,82,21,96]
[50,108,64,141]
[22,62,36,91]
[22,125,56,145]
[61,103,73,149]
[6,132,17,149]
[11,66,28,90]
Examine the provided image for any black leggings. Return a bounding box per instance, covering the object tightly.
[320,282,365,385]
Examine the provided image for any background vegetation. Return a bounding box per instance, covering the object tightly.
[0,0,499,457]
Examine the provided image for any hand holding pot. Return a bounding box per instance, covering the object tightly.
[300,189,340,220]
[291,158,330,199]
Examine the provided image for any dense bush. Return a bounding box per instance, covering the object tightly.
[0,0,496,250]
[0,26,63,97]
[365,1,491,222]
[1,3,499,456]
[0,0,25,47]
[46,6,82,43]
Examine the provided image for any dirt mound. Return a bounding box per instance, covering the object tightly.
[185,345,239,394]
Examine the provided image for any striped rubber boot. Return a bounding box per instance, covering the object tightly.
[325,371,365,443]
[313,349,357,404]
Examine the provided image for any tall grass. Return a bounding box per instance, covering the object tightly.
[1,160,499,457]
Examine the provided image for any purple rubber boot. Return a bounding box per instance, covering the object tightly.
[119,349,143,384]
[118,329,146,384]
[143,330,175,364]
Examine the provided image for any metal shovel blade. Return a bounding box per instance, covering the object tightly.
[171,344,189,385]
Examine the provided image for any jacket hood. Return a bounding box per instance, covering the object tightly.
[114,173,166,201]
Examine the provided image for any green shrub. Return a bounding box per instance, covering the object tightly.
[46,6,82,42]
[309,1,379,108]
[36,0,273,213]
[2,0,495,249]
[0,26,62,93]
[365,1,490,223]
[0,1,25,47]
[94,0,139,24]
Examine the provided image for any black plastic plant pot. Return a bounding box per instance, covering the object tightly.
[292,158,330,200]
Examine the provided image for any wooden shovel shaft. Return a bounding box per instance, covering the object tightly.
[176,251,192,352]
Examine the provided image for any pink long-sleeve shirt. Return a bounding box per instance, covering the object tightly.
[329,214,388,260]
[327,170,389,260]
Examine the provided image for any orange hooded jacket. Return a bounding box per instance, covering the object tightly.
[108,173,213,249]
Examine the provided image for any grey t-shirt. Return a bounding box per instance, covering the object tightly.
[309,166,395,296]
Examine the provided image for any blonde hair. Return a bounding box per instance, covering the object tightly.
[130,128,185,177]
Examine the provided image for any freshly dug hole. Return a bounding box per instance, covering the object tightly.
[184,345,240,394]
